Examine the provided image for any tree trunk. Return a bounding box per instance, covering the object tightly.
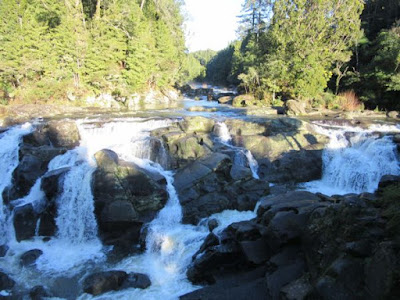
[140,0,146,10]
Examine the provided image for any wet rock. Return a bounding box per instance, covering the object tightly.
[93,149,168,252]
[120,273,151,290]
[41,167,70,201]
[47,120,80,148]
[29,285,52,300]
[83,271,127,296]
[208,219,219,232]
[20,249,43,267]
[0,245,9,257]
[0,271,15,290]
[285,100,306,116]
[175,153,269,224]
[378,174,400,190]
[13,204,38,242]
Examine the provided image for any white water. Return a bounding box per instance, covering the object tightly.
[0,123,33,245]
[302,123,400,195]
[74,118,258,300]
[215,122,260,179]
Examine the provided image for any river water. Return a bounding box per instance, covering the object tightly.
[0,94,399,299]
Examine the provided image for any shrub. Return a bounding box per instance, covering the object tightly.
[338,90,362,111]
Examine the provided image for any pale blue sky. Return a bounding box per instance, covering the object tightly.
[183,0,244,52]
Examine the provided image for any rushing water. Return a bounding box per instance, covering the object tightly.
[214,122,260,179]
[0,112,399,298]
[0,123,33,245]
[302,123,400,195]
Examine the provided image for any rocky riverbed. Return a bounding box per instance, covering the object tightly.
[0,94,399,299]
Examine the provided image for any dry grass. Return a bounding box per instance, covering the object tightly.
[338,90,362,111]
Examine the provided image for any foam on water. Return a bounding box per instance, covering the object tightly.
[302,123,400,195]
[0,123,33,244]
[214,122,260,179]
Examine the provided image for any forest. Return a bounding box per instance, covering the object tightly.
[0,0,399,110]
[0,0,186,103]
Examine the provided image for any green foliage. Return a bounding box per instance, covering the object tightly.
[0,0,186,103]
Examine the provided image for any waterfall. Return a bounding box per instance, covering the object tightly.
[215,121,259,179]
[0,123,33,244]
[303,123,400,195]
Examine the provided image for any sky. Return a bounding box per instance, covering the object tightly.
[183,0,244,52]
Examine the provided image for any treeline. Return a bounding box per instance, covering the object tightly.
[194,0,400,110]
[0,0,186,103]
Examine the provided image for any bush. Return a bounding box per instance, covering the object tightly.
[338,90,362,111]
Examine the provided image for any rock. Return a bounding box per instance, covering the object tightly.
[232,94,256,107]
[47,120,80,148]
[285,100,306,116]
[93,150,168,252]
[240,238,270,264]
[187,106,217,112]
[0,245,9,257]
[101,201,138,223]
[0,272,15,290]
[315,276,354,300]
[365,243,397,299]
[83,271,128,296]
[30,285,52,300]
[20,249,43,267]
[181,267,268,300]
[174,153,231,191]
[266,260,306,299]
[218,96,233,104]
[386,111,399,119]
[120,273,151,290]
[94,149,119,171]
[280,276,313,300]
[345,240,372,257]
[257,191,321,217]
[378,174,400,190]
[41,167,70,201]
[181,116,215,133]
[208,219,219,232]
[5,146,67,202]
[13,204,38,242]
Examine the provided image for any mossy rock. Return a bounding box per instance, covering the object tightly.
[181,116,215,133]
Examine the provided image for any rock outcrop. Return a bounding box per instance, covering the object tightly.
[174,152,269,224]
[183,178,400,300]
[93,149,168,253]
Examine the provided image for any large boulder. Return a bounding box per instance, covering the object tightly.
[285,100,306,116]
[83,271,128,296]
[181,116,215,133]
[232,94,257,107]
[47,120,80,148]
[0,271,15,290]
[13,204,38,242]
[93,149,168,252]
[82,271,151,296]
[174,153,269,224]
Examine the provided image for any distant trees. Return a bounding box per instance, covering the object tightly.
[205,0,400,110]
[0,0,186,103]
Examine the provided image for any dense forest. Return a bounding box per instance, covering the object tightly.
[191,0,400,110]
[0,0,186,103]
[0,0,399,110]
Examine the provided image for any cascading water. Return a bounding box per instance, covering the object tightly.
[0,123,33,245]
[302,123,400,195]
[215,122,260,179]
